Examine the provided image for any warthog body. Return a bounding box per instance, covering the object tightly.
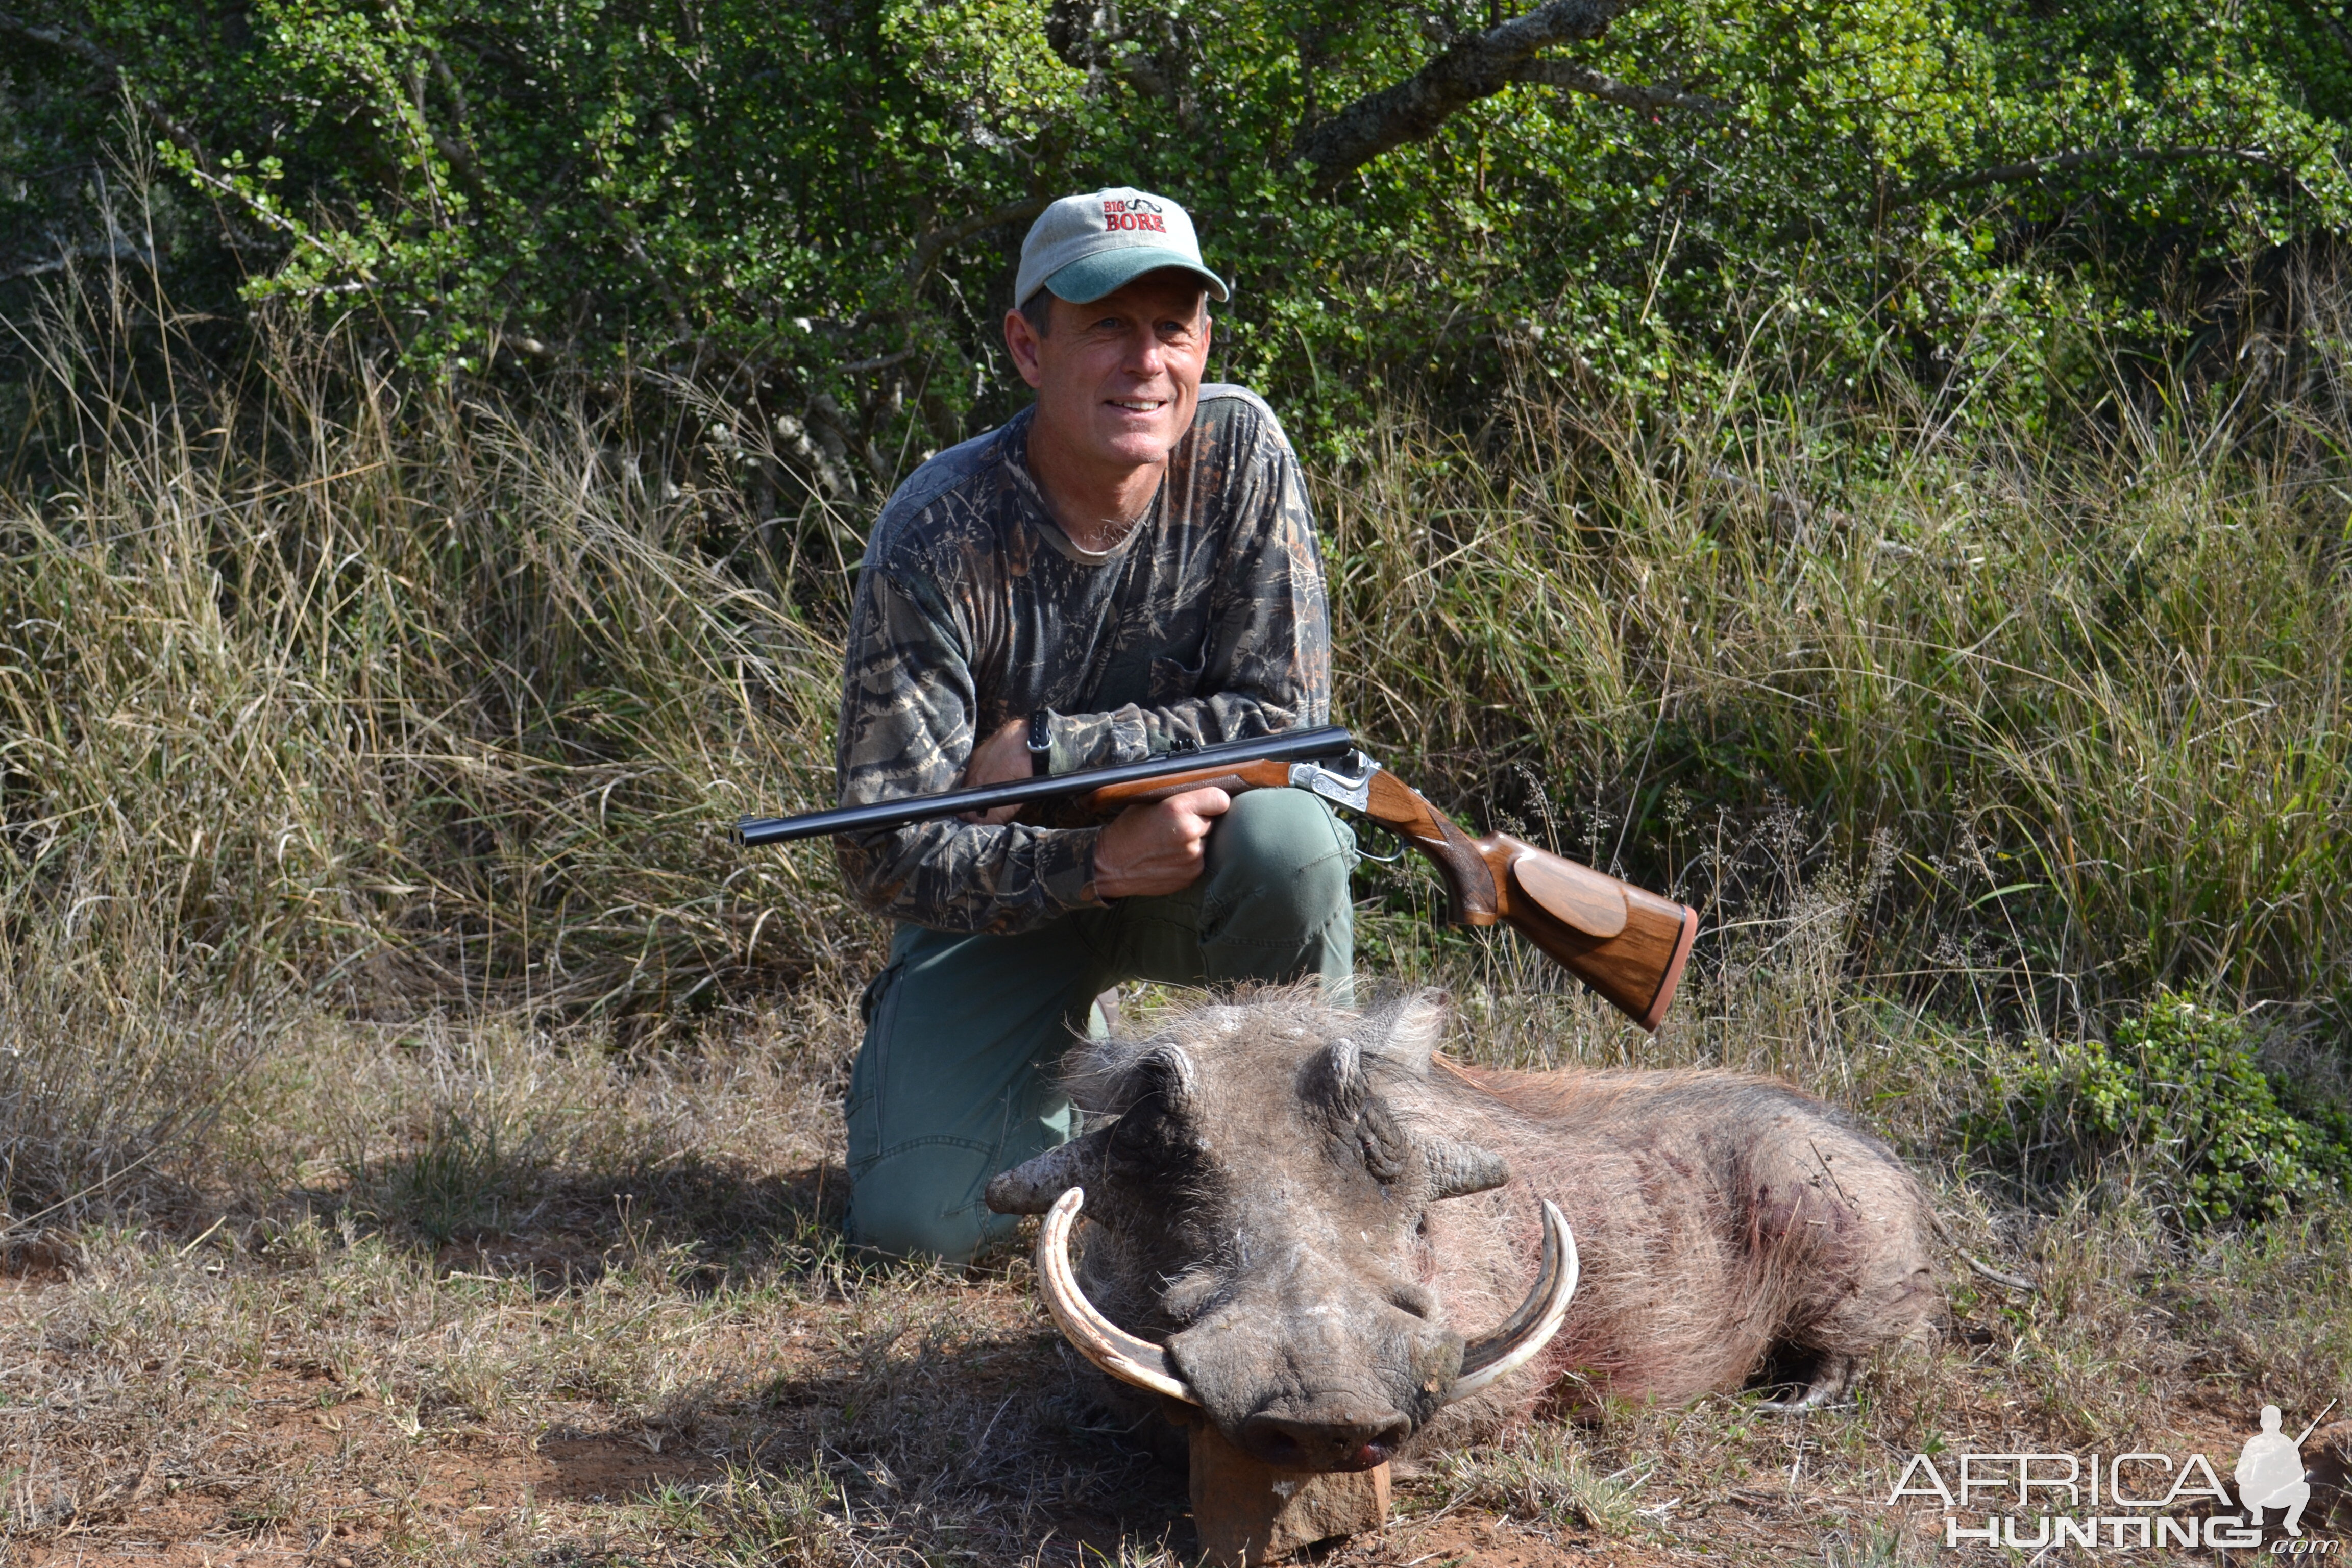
[989,989,1938,1472]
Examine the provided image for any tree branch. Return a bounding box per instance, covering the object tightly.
[1292,0,1639,190]
[1511,58,1720,113]
[0,10,318,260]
[0,239,158,285]
[0,10,215,174]
[903,195,1050,288]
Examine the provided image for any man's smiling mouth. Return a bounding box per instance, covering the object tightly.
[1109,398,1166,411]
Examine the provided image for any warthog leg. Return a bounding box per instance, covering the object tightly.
[1753,1352,1858,1415]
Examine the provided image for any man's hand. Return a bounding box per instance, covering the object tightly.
[958,718,1034,825]
[957,720,1229,896]
[1092,787,1230,899]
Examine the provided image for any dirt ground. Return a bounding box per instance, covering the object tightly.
[4,993,2349,1567]
[5,1196,2347,1568]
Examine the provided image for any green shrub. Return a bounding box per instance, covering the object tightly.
[1966,993,2352,1226]
[9,0,2352,462]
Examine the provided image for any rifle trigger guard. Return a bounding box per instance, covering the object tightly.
[1287,750,1377,812]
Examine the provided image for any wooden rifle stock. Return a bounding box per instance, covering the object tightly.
[1085,763,1700,1033]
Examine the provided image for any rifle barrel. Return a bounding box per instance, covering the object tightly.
[735,725,1356,847]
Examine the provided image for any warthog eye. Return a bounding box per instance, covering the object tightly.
[1355,1101,1410,1183]
[1102,1077,1211,1186]
[1389,1281,1438,1320]
[1105,1112,1192,1181]
[1157,1267,1224,1324]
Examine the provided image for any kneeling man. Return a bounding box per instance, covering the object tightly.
[832,187,1356,1261]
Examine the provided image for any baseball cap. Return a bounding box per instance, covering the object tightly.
[1014,187,1230,307]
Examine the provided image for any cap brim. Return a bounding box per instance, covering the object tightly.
[1045,248,1230,304]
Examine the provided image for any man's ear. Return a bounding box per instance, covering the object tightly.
[1003,307,1047,389]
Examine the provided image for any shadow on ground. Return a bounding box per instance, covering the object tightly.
[308,1156,848,1289]
[264,1155,1203,1561]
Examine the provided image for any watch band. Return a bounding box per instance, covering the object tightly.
[1026,709,1054,776]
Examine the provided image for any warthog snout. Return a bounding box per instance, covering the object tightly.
[1239,1406,1414,1472]
[1163,1244,1466,1468]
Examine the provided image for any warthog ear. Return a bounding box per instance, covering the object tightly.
[1369,990,1450,1075]
[1423,1138,1510,1199]
[1134,1043,1202,1119]
[985,1127,1113,1214]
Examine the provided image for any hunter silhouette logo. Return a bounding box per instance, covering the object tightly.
[1886,1400,2340,1551]
[2240,1403,2332,1537]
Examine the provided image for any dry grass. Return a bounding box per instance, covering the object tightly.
[2,259,859,1034]
[2,889,2346,1563]
[0,983,1189,1565]
[1323,315,2352,1021]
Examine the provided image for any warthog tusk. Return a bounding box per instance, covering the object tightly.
[1447,1199,1579,1401]
[1037,1187,1200,1406]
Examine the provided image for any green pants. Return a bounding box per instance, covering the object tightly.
[845,788,1356,1261]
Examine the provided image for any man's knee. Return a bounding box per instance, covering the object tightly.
[841,921,1092,1264]
[1194,789,1355,991]
[1204,787,1354,920]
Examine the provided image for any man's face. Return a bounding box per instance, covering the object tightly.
[1006,270,1211,477]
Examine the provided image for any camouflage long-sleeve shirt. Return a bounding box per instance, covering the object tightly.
[833,384,1331,934]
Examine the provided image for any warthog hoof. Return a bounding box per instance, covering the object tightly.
[1754,1352,1858,1414]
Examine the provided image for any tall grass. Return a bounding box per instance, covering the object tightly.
[2,264,853,1023]
[1324,312,2352,1029]
[0,260,861,1215]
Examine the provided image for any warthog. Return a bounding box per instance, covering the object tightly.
[987,988,1939,1473]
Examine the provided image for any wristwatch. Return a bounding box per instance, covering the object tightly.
[1026,709,1054,776]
